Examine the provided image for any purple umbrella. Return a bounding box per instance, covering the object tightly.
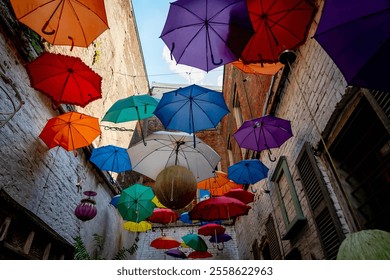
[209,233,232,243]
[160,0,254,72]
[165,248,187,259]
[313,0,390,92]
[233,115,292,161]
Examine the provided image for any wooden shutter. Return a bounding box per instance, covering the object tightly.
[296,143,344,259]
[265,215,282,260]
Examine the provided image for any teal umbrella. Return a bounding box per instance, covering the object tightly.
[182,234,208,252]
[102,94,159,144]
[116,184,156,222]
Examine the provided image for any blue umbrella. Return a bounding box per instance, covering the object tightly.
[90,145,131,173]
[110,194,120,207]
[228,159,269,184]
[153,85,229,146]
[209,233,232,243]
[179,212,194,224]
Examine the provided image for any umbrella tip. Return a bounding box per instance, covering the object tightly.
[279,50,296,65]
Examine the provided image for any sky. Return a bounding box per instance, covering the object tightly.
[132,0,224,87]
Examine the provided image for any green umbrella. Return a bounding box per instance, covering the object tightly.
[182,234,208,252]
[102,94,159,144]
[116,184,156,222]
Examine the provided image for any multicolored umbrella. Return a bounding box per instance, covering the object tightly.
[227,159,269,185]
[165,248,187,259]
[147,208,179,224]
[182,234,208,252]
[39,112,101,152]
[241,0,317,63]
[160,0,254,72]
[123,221,152,232]
[150,236,181,250]
[10,0,109,49]
[223,189,255,204]
[26,52,102,108]
[313,0,390,92]
[116,184,156,222]
[89,145,131,173]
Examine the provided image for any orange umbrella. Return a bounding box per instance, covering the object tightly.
[10,0,109,49]
[232,60,283,76]
[197,171,242,196]
[39,112,101,151]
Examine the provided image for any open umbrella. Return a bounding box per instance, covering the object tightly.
[152,196,167,209]
[109,194,120,207]
[123,221,152,232]
[165,248,187,259]
[127,131,221,182]
[189,196,251,221]
[232,60,283,76]
[150,236,181,250]
[182,234,208,252]
[188,251,213,259]
[26,52,102,108]
[116,184,156,222]
[102,94,159,144]
[223,188,255,204]
[89,145,131,173]
[197,171,242,196]
[227,159,269,185]
[241,0,317,64]
[153,85,229,146]
[39,111,101,151]
[10,0,109,49]
[313,0,390,92]
[209,233,232,243]
[198,223,225,236]
[160,0,254,72]
[147,208,179,224]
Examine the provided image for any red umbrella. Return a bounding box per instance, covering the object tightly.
[189,196,251,221]
[150,236,181,250]
[147,208,179,224]
[188,251,213,259]
[26,52,102,108]
[223,189,255,204]
[240,0,317,64]
[198,223,226,236]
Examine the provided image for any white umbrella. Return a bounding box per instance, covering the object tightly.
[127,131,221,182]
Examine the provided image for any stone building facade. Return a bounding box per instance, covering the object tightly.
[0,0,148,259]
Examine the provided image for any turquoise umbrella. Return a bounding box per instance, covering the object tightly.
[182,234,208,252]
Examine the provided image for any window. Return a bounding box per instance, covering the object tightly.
[264,215,282,260]
[271,156,306,240]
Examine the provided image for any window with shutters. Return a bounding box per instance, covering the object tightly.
[296,143,344,259]
[264,215,282,260]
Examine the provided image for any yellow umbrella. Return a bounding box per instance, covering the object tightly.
[152,196,167,208]
[123,221,152,232]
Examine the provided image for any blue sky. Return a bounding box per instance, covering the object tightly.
[132,0,224,87]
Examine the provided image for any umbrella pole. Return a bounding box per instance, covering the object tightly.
[136,107,147,146]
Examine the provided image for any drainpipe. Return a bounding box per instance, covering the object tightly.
[262,75,275,116]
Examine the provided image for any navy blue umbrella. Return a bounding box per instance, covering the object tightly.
[90,145,132,173]
[209,233,232,243]
[228,159,269,185]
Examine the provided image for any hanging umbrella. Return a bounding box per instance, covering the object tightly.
[209,233,232,243]
[198,223,225,236]
[197,171,242,196]
[160,0,254,72]
[313,0,390,92]
[223,189,255,204]
[179,212,197,224]
[182,234,208,252]
[116,184,156,222]
[39,111,101,151]
[26,52,102,108]
[127,131,221,182]
[227,159,269,185]
[233,115,293,161]
[152,196,167,209]
[189,196,251,221]
[123,221,152,232]
[153,85,229,145]
[188,251,213,259]
[89,145,131,173]
[147,208,179,224]
[232,60,283,76]
[102,94,159,144]
[10,0,109,49]
[150,236,181,250]
[165,248,187,259]
[109,194,120,207]
[241,0,317,64]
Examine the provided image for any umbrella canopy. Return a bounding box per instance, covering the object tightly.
[147,208,179,224]
[179,212,197,224]
[26,52,102,108]
[223,188,255,204]
[209,233,232,243]
[154,85,229,137]
[165,248,187,259]
[39,111,101,151]
[198,223,225,236]
[89,145,131,173]
[123,221,152,232]
[10,0,109,49]
[110,194,120,207]
[231,60,283,76]
[197,171,242,196]
[127,131,221,182]
[182,234,208,252]
[189,196,251,221]
[241,0,317,64]
[228,159,269,185]
[313,0,390,92]
[152,196,167,209]
[116,184,156,222]
[188,251,213,259]
[160,0,254,72]
[150,236,181,250]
